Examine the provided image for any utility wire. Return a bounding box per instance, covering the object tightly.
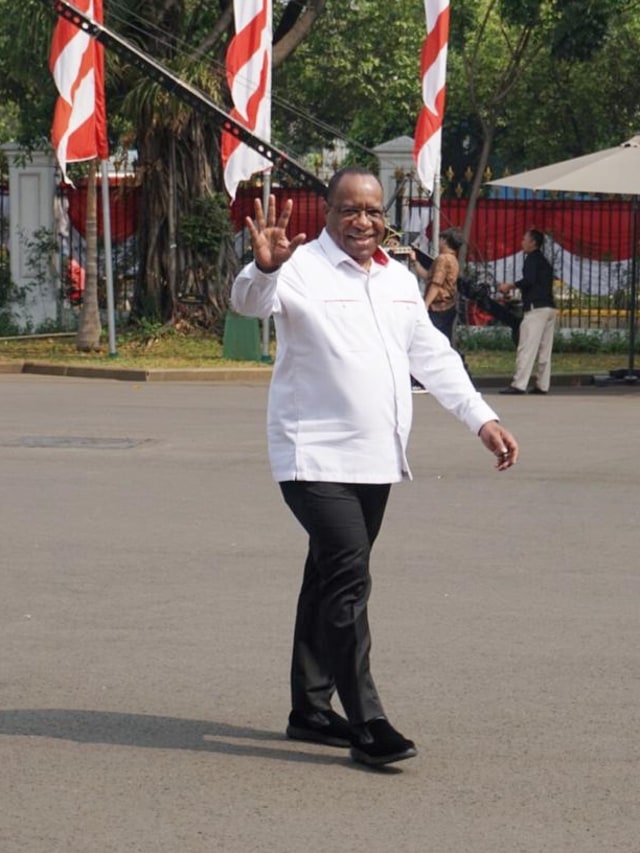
[104,1,375,158]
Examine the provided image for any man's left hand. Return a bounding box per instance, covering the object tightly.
[478,421,519,470]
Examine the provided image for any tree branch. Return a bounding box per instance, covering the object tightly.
[273,0,327,68]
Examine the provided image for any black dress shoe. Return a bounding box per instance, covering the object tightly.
[499,385,526,395]
[349,718,417,767]
[529,386,548,395]
[286,709,352,748]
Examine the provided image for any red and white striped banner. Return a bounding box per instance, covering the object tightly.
[222,0,272,201]
[49,0,108,182]
[413,0,450,195]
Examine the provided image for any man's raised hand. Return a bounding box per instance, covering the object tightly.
[246,195,307,273]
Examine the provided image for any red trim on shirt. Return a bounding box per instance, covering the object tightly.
[373,248,390,266]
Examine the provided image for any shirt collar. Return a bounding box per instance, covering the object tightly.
[319,228,390,270]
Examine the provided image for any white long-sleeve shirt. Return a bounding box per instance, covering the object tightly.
[231,229,499,484]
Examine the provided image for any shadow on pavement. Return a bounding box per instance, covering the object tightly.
[0,708,346,766]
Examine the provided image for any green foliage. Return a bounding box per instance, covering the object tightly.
[129,316,174,343]
[550,0,626,61]
[0,244,21,335]
[498,0,544,27]
[552,329,636,354]
[442,0,640,189]
[457,326,516,351]
[19,226,58,290]
[34,317,69,335]
[178,194,233,257]
[273,0,424,153]
[0,0,56,145]
[459,324,639,354]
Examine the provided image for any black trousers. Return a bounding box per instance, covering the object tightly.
[279,481,391,725]
[428,305,457,342]
[429,306,474,381]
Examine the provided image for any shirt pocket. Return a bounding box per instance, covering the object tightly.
[386,299,417,346]
[323,300,373,352]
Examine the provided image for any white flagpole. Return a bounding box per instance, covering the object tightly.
[100,158,117,356]
[261,171,272,361]
[260,0,273,363]
[431,163,441,255]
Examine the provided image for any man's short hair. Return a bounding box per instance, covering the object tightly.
[440,227,465,252]
[526,229,545,249]
[326,166,381,204]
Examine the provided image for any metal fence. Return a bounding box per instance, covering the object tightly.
[1,161,11,330]
[230,174,638,334]
[402,195,637,332]
[23,163,636,336]
[55,165,139,319]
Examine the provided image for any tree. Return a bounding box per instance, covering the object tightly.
[0,0,328,333]
[494,3,640,167]
[2,0,639,329]
[273,1,425,157]
[447,0,637,262]
[75,159,102,350]
[113,0,328,331]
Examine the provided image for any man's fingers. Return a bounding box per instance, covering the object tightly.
[252,198,267,231]
[276,198,294,230]
[265,194,278,227]
[288,233,307,253]
[245,214,259,240]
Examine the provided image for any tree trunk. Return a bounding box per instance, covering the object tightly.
[459,123,495,271]
[132,115,236,330]
[273,0,328,67]
[76,158,102,351]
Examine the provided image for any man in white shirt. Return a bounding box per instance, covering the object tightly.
[231,167,519,767]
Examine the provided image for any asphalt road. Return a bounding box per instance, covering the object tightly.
[1,375,638,853]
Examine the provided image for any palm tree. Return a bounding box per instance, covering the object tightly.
[75,158,102,350]
[113,0,327,333]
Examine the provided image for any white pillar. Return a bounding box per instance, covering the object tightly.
[373,135,416,238]
[2,144,58,332]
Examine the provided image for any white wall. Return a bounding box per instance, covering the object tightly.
[2,144,58,331]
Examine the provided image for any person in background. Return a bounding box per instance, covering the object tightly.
[385,233,429,393]
[231,166,519,768]
[499,228,556,395]
[423,227,465,343]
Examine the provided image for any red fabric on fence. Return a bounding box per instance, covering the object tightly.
[231,187,326,238]
[64,181,635,264]
[426,199,634,261]
[64,177,139,242]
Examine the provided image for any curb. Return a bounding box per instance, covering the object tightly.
[0,361,24,375]
[0,359,601,388]
[18,362,273,383]
[472,373,595,389]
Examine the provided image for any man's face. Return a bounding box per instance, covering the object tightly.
[522,232,536,253]
[324,174,386,267]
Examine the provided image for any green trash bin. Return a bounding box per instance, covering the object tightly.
[222,311,262,361]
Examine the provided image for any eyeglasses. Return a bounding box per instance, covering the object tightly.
[330,205,386,223]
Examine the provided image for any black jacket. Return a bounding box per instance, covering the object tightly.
[517,249,555,310]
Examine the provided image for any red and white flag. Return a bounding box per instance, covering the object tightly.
[413,0,450,195]
[222,0,272,200]
[49,0,109,183]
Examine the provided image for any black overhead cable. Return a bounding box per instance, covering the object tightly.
[104,0,375,158]
[43,0,328,193]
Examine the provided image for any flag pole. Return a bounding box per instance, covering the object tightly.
[431,158,441,254]
[100,158,117,356]
[260,170,272,362]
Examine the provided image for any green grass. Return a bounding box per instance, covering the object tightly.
[0,329,633,375]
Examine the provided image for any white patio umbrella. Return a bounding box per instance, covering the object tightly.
[487,136,640,381]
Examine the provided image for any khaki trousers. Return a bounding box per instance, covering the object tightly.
[513,307,556,392]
